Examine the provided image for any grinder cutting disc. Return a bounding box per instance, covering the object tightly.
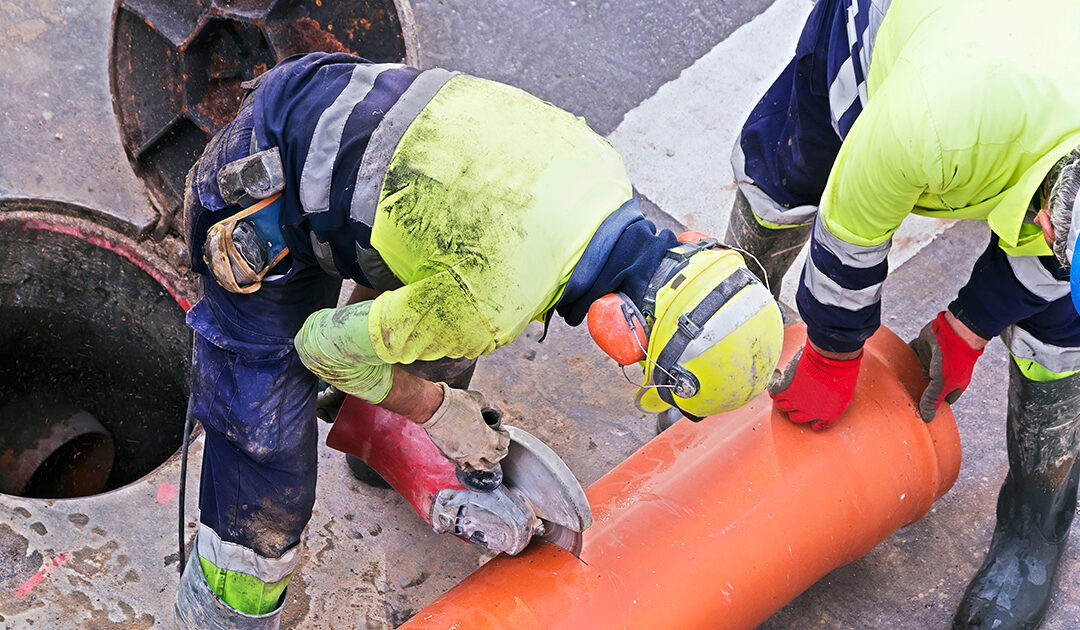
[502,426,592,556]
[538,520,585,556]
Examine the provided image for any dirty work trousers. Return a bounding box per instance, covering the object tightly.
[730,0,1080,376]
[182,95,342,614]
[186,270,339,605]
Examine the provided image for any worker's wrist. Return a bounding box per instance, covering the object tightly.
[943,310,989,351]
[380,368,444,424]
[800,312,872,359]
[808,339,862,361]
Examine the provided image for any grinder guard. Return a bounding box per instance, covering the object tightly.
[326,397,591,556]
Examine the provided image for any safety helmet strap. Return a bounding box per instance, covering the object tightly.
[652,267,757,418]
[640,237,721,323]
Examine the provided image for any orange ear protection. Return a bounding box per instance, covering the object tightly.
[587,293,649,365]
[676,230,712,244]
[587,231,721,366]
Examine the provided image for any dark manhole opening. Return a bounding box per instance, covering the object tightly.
[0,216,191,499]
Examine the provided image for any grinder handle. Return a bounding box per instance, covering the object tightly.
[456,408,505,492]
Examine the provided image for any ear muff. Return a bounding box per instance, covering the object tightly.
[677,230,713,244]
[587,293,648,366]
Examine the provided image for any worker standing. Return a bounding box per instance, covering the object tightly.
[177,52,782,627]
[723,0,1080,627]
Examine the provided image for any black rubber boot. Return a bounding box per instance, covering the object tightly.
[344,356,478,487]
[953,362,1080,630]
[723,189,812,301]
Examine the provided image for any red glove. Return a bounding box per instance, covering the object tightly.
[768,344,862,431]
[909,311,984,422]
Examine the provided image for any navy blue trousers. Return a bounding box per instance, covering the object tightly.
[185,103,341,560]
[736,0,849,218]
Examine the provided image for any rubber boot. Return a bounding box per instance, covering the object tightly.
[953,362,1080,630]
[175,545,285,630]
[724,189,812,301]
[343,356,477,487]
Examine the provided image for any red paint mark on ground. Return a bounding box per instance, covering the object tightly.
[157,482,176,504]
[15,219,193,311]
[15,554,67,596]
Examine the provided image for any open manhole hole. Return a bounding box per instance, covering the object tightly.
[109,0,412,223]
[0,204,192,499]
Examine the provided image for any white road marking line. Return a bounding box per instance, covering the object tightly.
[608,0,953,303]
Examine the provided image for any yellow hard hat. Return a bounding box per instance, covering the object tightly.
[635,242,783,419]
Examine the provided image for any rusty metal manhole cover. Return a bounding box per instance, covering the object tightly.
[109,0,409,227]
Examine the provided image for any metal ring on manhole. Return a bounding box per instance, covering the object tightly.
[0,202,193,498]
[108,0,411,223]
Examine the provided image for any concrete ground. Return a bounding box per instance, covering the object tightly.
[2,0,1080,628]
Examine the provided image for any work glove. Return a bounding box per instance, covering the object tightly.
[768,344,862,431]
[315,381,346,423]
[422,382,510,474]
[909,311,983,422]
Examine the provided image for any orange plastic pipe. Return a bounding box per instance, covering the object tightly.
[399,325,961,630]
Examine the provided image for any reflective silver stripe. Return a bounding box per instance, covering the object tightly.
[828,59,859,134]
[730,136,818,226]
[832,0,892,131]
[803,257,883,310]
[861,0,892,81]
[196,523,300,583]
[300,63,404,215]
[1006,254,1070,302]
[1002,326,1080,374]
[350,68,456,226]
[682,281,774,363]
[829,1,861,134]
[813,217,891,268]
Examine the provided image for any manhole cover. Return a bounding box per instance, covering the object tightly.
[109,0,410,226]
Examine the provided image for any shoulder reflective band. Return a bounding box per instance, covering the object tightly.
[653,267,757,414]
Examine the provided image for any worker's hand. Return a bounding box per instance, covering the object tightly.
[768,344,862,431]
[909,311,984,422]
[315,381,346,423]
[422,383,510,473]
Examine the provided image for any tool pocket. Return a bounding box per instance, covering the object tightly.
[203,193,290,294]
[186,299,295,363]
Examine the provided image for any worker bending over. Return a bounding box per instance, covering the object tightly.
[724,0,1080,627]
[177,52,782,627]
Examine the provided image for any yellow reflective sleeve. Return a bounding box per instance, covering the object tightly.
[368,266,498,365]
[293,301,394,404]
[820,61,942,247]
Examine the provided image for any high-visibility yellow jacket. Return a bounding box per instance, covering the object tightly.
[822,0,1080,256]
[291,69,632,402]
